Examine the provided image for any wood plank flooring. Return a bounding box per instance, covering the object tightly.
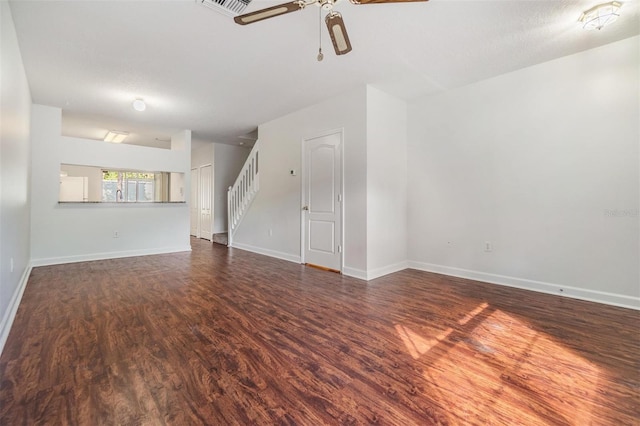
[1,237,638,425]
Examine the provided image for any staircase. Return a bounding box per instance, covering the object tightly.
[227,141,260,247]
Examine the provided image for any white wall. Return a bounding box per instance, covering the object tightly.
[0,1,33,353]
[213,142,250,233]
[30,105,191,265]
[169,130,189,203]
[233,87,368,272]
[232,86,410,278]
[366,86,408,278]
[191,143,214,169]
[408,36,640,309]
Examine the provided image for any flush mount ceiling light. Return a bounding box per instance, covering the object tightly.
[579,1,622,30]
[132,98,146,112]
[104,130,129,143]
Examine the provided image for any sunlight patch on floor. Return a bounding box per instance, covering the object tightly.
[395,324,453,360]
[458,302,489,325]
[395,306,601,424]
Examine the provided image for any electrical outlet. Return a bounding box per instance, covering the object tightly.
[113,231,119,238]
[484,241,492,252]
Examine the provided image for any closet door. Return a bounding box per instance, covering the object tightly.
[199,165,212,240]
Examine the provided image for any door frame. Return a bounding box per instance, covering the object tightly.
[190,167,200,237]
[300,128,345,272]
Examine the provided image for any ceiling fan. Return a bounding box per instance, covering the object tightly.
[234,0,427,57]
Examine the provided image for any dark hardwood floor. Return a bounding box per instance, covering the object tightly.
[1,237,638,425]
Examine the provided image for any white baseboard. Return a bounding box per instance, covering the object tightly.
[227,246,405,282]
[343,261,409,281]
[231,242,301,264]
[229,243,407,282]
[31,246,192,267]
[408,261,640,311]
[366,261,410,281]
[342,266,368,280]
[0,264,32,357]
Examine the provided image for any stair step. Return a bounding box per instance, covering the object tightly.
[212,233,228,246]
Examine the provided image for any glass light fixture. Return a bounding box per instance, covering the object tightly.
[132,98,146,112]
[104,130,129,143]
[579,1,622,30]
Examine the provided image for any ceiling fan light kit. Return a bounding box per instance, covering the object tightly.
[320,0,337,10]
[233,0,428,57]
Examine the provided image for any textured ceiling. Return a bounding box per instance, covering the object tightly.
[9,0,640,148]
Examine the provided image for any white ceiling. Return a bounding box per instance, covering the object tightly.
[9,0,640,149]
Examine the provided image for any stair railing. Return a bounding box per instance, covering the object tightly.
[227,140,259,247]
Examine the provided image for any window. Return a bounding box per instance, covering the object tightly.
[102,170,156,203]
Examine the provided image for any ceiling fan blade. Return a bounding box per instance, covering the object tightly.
[234,1,303,25]
[350,0,427,4]
[325,12,352,56]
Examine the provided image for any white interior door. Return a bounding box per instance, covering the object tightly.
[190,168,199,236]
[302,131,342,271]
[199,164,212,240]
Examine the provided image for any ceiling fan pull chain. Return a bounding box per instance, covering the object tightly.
[317,6,324,61]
